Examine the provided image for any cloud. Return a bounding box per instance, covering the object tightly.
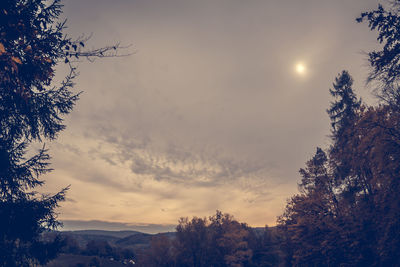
[39,0,381,228]
[47,131,286,226]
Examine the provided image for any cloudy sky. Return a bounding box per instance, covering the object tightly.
[41,0,381,233]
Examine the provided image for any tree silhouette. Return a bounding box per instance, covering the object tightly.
[173,211,252,267]
[357,1,400,105]
[277,1,400,264]
[327,70,361,138]
[0,0,125,265]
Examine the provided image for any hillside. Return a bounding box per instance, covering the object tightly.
[65,230,142,239]
[42,230,174,266]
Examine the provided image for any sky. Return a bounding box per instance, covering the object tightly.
[40,0,382,233]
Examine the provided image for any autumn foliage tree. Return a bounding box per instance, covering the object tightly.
[137,211,266,267]
[174,211,253,267]
[278,1,400,266]
[137,234,176,267]
[0,0,123,265]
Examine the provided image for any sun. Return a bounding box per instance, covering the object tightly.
[295,62,306,75]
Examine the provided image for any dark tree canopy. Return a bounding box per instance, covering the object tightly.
[327,70,361,137]
[357,0,400,104]
[278,2,400,265]
[136,211,283,267]
[0,0,124,265]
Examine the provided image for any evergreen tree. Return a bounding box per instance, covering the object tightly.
[0,0,122,265]
[327,70,361,138]
[327,71,368,200]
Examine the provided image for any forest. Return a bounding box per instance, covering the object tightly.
[2,0,400,266]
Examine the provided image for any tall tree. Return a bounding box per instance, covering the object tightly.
[0,0,123,265]
[327,70,361,139]
[326,71,370,209]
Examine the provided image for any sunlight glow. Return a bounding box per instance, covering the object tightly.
[295,63,306,75]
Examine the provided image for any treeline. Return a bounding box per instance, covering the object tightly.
[41,219,283,267]
[136,211,282,267]
[60,237,134,261]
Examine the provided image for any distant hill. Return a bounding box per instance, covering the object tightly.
[49,229,176,251]
[55,230,141,247]
[116,231,176,250]
[115,232,153,250]
[64,230,142,239]
[57,228,266,249]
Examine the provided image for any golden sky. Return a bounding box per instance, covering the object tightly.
[40,0,380,233]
